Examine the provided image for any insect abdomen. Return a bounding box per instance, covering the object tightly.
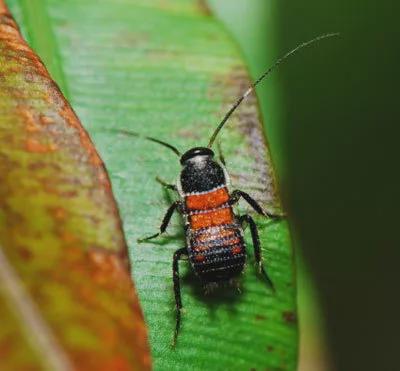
[185,187,246,282]
[188,224,246,282]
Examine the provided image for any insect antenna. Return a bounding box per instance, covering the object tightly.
[112,128,182,156]
[207,32,340,148]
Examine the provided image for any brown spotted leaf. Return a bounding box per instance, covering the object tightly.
[0,2,150,370]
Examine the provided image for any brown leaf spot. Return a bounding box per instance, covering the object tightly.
[100,327,119,348]
[17,245,33,261]
[28,161,61,172]
[49,206,67,220]
[59,103,102,167]
[99,356,131,371]
[197,0,211,15]
[19,107,41,133]
[0,337,13,358]
[25,138,57,153]
[59,230,77,244]
[282,311,297,324]
[87,248,130,286]
[39,114,55,126]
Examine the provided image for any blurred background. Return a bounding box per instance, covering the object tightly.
[208,1,400,370]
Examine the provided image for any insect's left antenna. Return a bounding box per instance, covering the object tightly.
[113,129,182,156]
[207,32,340,148]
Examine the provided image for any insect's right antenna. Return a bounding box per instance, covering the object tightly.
[207,32,340,148]
[113,129,182,157]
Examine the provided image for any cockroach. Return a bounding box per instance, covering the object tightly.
[118,33,338,345]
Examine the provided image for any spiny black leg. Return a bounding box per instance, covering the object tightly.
[156,176,178,192]
[172,247,187,346]
[217,141,226,166]
[137,201,182,242]
[231,190,263,215]
[240,214,274,291]
[231,190,285,219]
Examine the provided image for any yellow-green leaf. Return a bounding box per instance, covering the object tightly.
[0,2,150,370]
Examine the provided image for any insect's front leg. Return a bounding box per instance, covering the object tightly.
[231,190,285,219]
[137,200,183,242]
[239,214,274,291]
[156,176,178,192]
[172,247,187,346]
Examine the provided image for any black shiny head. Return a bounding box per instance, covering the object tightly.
[180,147,225,194]
[180,147,214,165]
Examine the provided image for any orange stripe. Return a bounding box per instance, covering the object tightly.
[194,254,206,262]
[186,188,229,210]
[231,246,243,255]
[226,237,241,245]
[190,208,233,230]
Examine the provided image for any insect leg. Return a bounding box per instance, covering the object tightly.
[137,201,183,242]
[172,247,187,346]
[156,176,178,192]
[239,214,274,291]
[231,190,285,219]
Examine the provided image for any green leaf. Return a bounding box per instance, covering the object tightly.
[8,0,298,369]
[0,2,150,370]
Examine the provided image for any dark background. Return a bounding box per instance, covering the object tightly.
[278,1,400,370]
[210,0,400,370]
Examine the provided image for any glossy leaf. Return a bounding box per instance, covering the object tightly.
[8,0,298,369]
[0,2,150,370]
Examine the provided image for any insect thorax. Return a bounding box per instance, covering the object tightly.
[179,155,226,195]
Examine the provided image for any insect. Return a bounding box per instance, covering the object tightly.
[118,33,339,345]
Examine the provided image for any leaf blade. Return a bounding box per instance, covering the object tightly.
[9,0,298,369]
[0,2,150,369]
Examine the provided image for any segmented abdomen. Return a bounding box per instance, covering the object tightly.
[184,187,246,282]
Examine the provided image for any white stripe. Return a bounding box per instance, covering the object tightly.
[184,184,225,196]
[188,203,230,215]
[191,224,238,235]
